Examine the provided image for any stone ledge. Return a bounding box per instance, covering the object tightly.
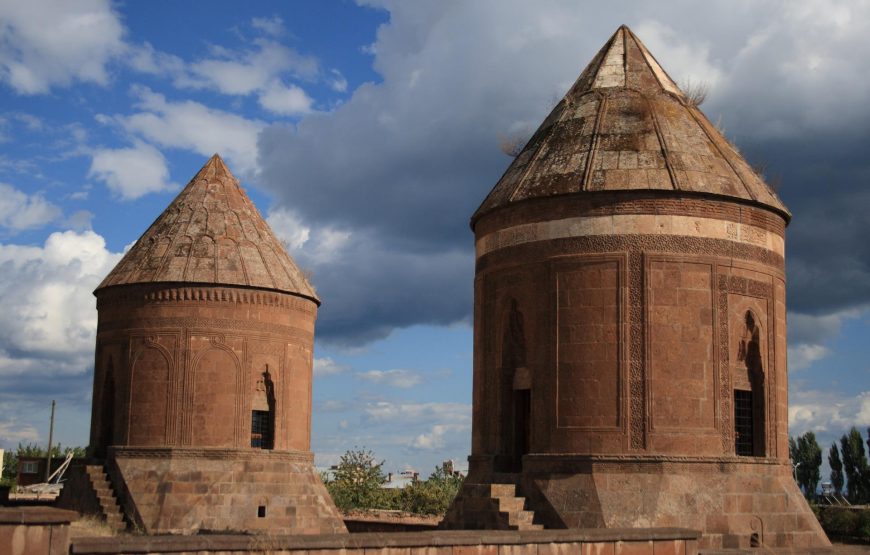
[71,528,700,554]
[109,446,314,462]
[0,507,79,525]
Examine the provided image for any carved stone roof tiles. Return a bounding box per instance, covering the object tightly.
[473,25,790,225]
[96,154,318,302]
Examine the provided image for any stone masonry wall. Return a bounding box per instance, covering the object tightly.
[110,447,346,535]
[70,528,700,555]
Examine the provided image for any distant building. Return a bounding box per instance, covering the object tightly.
[16,456,68,487]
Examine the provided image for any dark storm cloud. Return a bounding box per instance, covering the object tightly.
[258,1,870,344]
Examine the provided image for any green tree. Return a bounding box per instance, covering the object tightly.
[828,442,844,495]
[398,464,464,516]
[840,427,870,503]
[324,448,387,512]
[790,432,822,498]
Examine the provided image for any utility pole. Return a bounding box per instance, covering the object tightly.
[45,400,55,483]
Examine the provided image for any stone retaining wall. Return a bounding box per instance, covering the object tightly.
[0,506,77,555]
[72,528,700,555]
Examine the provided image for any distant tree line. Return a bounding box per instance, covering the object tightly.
[790,427,870,504]
[322,448,463,516]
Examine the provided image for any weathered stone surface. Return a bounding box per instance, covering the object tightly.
[70,155,343,536]
[97,154,318,301]
[69,529,700,555]
[473,26,788,226]
[446,24,828,551]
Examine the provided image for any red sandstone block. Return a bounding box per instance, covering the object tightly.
[453,546,497,555]
[582,543,615,555]
[650,541,681,555]
[538,542,581,555]
[499,546,537,555]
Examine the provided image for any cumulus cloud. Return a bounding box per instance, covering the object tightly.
[113,86,265,176]
[412,423,469,450]
[258,81,314,115]
[361,400,470,454]
[313,357,349,376]
[0,230,121,376]
[0,183,62,230]
[0,0,125,94]
[357,369,423,389]
[88,142,176,200]
[255,1,870,346]
[789,389,870,436]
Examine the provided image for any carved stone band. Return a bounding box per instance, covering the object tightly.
[476,214,785,258]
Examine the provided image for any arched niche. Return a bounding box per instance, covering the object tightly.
[735,309,766,456]
[128,344,171,446]
[190,346,239,447]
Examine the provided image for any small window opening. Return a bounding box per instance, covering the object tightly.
[250,366,276,449]
[750,533,760,547]
[251,410,273,449]
[734,389,754,456]
[257,505,266,518]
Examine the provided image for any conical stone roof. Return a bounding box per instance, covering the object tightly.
[473,25,789,225]
[96,154,318,303]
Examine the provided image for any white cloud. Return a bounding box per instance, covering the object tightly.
[787,344,831,372]
[88,142,176,200]
[412,423,468,450]
[0,183,62,230]
[329,69,348,93]
[115,87,265,176]
[258,81,314,115]
[357,369,423,389]
[0,420,39,445]
[313,357,349,376]
[789,389,870,435]
[251,16,286,38]
[632,20,723,92]
[268,208,351,267]
[0,230,121,376]
[167,38,318,115]
[363,401,469,424]
[126,42,185,77]
[0,0,125,94]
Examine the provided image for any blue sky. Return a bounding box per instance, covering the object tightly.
[0,0,868,477]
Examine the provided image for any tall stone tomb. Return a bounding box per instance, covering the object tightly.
[443,26,829,550]
[59,155,345,535]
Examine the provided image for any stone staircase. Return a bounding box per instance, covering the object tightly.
[441,476,543,530]
[84,465,126,532]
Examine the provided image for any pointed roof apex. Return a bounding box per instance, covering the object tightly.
[472,25,789,225]
[96,155,319,303]
[565,24,684,99]
[193,153,234,181]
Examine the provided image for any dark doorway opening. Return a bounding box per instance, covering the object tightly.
[512,389,531,472]
[734,389,754,456]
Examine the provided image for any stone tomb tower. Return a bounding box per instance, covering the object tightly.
[443,26,828,550]
[62,155,345,534]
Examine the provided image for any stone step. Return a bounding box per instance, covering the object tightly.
[497,495,527,512]
[488,483,517,498]
[84,465,126,532]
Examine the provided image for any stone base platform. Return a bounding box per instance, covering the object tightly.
[445,455,829,551]
[61,447,346,535]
